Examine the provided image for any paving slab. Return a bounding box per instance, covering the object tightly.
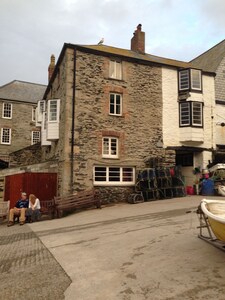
[0,222,71,300]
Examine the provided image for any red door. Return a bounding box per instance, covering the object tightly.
[5,173,25,208]
[5,173,57,208]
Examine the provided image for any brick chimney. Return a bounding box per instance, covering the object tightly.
[48,54,55,82]
[131,24,145,54]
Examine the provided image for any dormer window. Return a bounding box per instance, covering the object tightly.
[178,69,202,92]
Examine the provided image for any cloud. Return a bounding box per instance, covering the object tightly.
[0,0,225,86]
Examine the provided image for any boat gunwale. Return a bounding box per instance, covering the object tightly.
[201,198,225,224]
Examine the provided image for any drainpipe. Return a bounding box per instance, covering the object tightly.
[71,48,77,193]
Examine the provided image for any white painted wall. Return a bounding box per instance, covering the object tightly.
[215,104,225,145]
[46,99,60,141]
[162,67,178,147]
[162,67,215,185]
[41,112,51,146]
[162,68,215,149]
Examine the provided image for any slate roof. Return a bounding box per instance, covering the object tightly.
[70,44,193,69]
[44,42,215,99]
[190,39,225,72]
[0,80,47,103]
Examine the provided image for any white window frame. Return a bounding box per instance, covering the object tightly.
[38,100,46,114]
[2,103,12,119]
[179,70,189,91]
[47,99,59,122]
[179,101,203,127]
[179,102,190,126]
[178,69,202,92]
[102,137,118,158]
[109,93,122,116]
[32,131,40,145]
[192,102,202,126]
[32,107,36,122]
[1,128,11,144]
[43,112,47,130]
[93,166,135,186]
[191,69,201,90]
[109,60,122,80]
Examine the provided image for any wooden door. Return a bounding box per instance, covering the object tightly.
[5,173,25,208]
[5,172,57,208]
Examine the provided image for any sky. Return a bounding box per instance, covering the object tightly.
[0,0,225,87]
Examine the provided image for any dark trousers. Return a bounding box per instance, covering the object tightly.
[25,208,41,222]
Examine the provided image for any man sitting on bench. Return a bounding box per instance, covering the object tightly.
[7,192,29,226]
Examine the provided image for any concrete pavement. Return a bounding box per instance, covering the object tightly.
[1,195,225,299]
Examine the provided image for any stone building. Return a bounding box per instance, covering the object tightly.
[37,25,215,200]
[191,40,225,164]
[0,80,46,165]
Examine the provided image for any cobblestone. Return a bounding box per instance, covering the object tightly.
[0,223,71,300]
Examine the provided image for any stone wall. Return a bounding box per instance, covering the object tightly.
[44,48,176,202]
[0,101,39,161]
[0,160,58,177]
[9,143,42,167]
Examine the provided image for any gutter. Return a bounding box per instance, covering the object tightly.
[70,48,77,193]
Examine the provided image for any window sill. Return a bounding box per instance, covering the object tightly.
[107,77,124,82]
[102,156,119,159]
[94,182,135,186]
[108,113,122,117]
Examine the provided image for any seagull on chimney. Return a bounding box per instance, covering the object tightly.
[98,38,104,45]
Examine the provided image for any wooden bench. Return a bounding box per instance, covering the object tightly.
[0,201,10,222]
[40,199,56,219]
[54,189,101,218]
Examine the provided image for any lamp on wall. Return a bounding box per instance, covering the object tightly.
[216,122,225,127]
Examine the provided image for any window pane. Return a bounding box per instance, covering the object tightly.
[109,167,120,181]
[192,102,202,126]
[179,70,189,90]
[44,112,47,129]
[94,166,135,185]
[180,102,190,126]
[3,103,12,118]
[123,168,133,182]
[32,108,36,122]
[116,95,121,115]
[102,137,118,157]
[1,128,11,144]
[109,93,121,115]
[39,101,45,113]
[49,100,57,121]
[176,153,193,166]
[110,94,115,114]
[110,138,117,155]
[32,131,40,144]
[191,69,201,90]
[95,167,107,181]
[116,62,122,79]
[109,60,122,79]
[103,138,109,155]
[109,61,114,78]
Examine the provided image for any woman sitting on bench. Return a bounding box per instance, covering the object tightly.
[25,194,41,223]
